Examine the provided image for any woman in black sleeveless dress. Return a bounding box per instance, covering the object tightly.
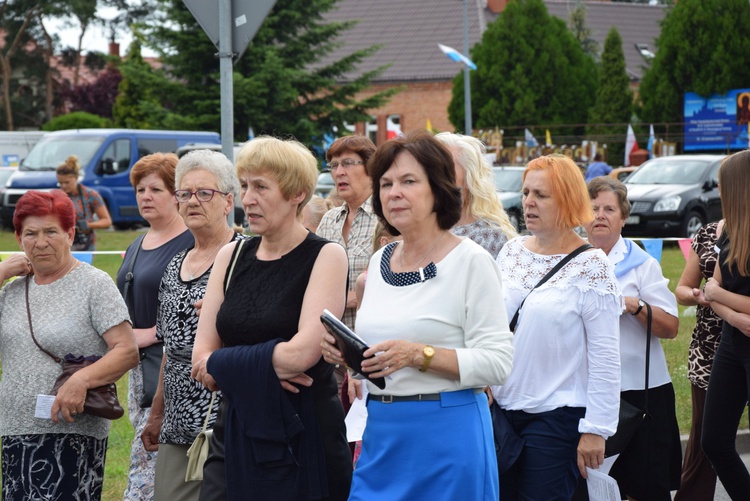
[191,136,351,501]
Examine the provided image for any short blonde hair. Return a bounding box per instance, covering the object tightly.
[524,154,593,229]
[235,136,318,215]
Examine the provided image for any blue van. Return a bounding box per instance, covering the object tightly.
[1,129,220,228]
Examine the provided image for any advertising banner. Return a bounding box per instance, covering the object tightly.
[684,89,750,151]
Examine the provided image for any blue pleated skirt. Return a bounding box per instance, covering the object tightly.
[349,389,498,501]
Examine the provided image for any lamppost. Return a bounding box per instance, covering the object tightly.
[463,0,472,135]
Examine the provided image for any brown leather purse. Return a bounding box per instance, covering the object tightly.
[25,276,124,420]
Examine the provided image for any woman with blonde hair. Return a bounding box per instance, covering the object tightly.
[55,155,112,251]
[436,132,517,257]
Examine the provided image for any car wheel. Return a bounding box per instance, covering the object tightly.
[682,211,705,238]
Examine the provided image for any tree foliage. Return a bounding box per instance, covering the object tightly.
[448,0,597,138]
[638,0,750,125]
[135,0,396,146]
[570,0,598,58]
[62,67,122,118]
[587,28,633,162]
[42,110,109,130]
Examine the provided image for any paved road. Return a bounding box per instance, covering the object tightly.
[674,430,749,500]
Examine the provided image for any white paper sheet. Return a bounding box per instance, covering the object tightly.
[585,466,622,501]
[34,394,56,419]
[344,384,369,442]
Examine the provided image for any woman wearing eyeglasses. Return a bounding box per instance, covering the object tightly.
[316,135,378,332]
[117,153,194,501]
[141,150,243,500]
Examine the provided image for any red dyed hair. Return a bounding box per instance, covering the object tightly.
[13,190,76,234]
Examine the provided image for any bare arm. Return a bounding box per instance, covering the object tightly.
[0,254,32,282]
[88,203,112,230]
[705,266,750,316]
[141,353,166,451]
[133,326,158,348]
[53,321,139,422]
[271,243,348,379]
[623,295,679,339]
[675,249,708,307]
[191,242,234,391]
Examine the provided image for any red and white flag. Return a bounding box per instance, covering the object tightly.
[624,125,639,166]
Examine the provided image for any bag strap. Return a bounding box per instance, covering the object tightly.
[643,302,652,414]
[224,238,245,294]
[202,391,216,432]
[123,234,145,323]
[509,243,593,331]
[25,276,62,364]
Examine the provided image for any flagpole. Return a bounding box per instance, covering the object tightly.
[463,0,472,135]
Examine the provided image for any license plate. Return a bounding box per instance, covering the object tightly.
[625,215,640,225]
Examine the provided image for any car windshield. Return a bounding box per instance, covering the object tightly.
[625,159,710,185]
[21,136,105,171]
[493,168,524,192]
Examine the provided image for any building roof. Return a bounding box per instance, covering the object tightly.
[323,0,666,84]
[541,1,666,81]
[321,0,487,83]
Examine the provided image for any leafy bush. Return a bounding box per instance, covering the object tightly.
[42,112,111,131]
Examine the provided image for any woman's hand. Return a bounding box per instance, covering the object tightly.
[576,433,605,478]
[691,287,710,306]
[51,374,88,423]
[360,340,419,378]
[703,277,720,302]
[348,377,363,402]
[191,356,218,391]
[0,254,32,282]
[321,331,345,366]
[280,373,314,394]
[141,411,163,452]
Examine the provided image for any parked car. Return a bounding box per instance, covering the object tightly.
[609,166,638,182]
[315,171,335,199]
[622,154,725,238]
[492,166,525,232]
[0,166,17,228]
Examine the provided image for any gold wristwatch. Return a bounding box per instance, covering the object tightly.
[419,345,435,372]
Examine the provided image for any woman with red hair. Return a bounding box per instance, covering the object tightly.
[0,190,138,500]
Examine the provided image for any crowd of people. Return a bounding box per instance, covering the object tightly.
[0,130,748,500]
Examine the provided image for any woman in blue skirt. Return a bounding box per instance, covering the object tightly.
[322,131,514,500]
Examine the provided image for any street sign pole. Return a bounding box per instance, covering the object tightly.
[219,0,234,164]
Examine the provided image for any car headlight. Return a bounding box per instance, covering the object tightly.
[654,195,681,212]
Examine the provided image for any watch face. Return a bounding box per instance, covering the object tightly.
[424,346,435,357]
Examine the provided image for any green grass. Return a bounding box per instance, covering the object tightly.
[0,232,746,499]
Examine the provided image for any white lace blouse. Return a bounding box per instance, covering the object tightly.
[492,236,623,438]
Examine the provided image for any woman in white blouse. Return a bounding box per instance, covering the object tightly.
[584,176,681,499]
[492,154,622,500]
[322,131,514,500]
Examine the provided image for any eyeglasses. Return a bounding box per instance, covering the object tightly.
[327,159,364,171]
[174,189,228,203]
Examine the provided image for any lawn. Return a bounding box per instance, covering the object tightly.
[0,230,746,499]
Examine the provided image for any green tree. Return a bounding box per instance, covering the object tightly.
[639,0,750,126]
[136,0,395,146]
[570,0,598,58]
[43,110,109,130]
[588,28,633,163]
[448,0,597,138]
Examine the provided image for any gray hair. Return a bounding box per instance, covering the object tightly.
[175,149,240,200]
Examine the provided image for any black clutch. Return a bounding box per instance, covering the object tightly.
[320,310,386,390]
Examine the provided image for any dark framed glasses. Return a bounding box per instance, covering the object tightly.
[174,189,228,203]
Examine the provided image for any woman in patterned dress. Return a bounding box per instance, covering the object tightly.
[141,150,242,500]
[674,220,724,500]
[436,132,517,258]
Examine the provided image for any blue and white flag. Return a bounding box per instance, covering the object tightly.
[438,44,477,70]
[524,128,539,147]
[646,124,655,158]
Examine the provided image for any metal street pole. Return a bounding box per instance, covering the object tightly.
[219,0,235,225]
[463,0,472,135]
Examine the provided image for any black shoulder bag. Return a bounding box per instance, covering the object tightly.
[604,302,651,457]
[123,234,162,408]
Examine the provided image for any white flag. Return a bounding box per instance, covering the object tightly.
[624,125,639,167]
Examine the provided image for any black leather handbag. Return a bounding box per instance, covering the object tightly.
[604,302,652,457]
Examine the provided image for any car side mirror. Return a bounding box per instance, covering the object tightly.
[703,179,718,190]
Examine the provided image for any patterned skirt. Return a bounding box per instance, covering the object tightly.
[2,433,107,501]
